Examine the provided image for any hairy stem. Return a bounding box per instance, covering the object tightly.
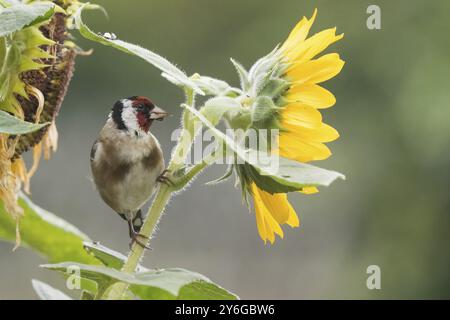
[103,184,172,300]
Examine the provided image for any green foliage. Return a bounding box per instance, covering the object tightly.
[42,262,238,300]
[0,110,49,134]
[83,241,148,272]
[0,1,56,114]
[0,194,98,264]
[0,2,57,37]
[0,194,237,299]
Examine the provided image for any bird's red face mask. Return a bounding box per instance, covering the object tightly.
[131,96,169,133]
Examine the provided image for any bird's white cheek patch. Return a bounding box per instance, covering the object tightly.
[120,99,147,135]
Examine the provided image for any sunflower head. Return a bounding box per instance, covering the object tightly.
[225,9,344,244]
[0,0,80,247]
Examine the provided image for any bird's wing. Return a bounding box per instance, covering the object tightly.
[90,140,99,162]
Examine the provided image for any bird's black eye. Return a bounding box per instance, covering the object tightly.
[136,104,145,111]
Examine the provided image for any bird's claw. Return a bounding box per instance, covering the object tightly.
[129,232,152,250]
[156,169,175,186]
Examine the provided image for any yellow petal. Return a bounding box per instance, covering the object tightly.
[285,28,344,63]
[257,188,292,224]
[287,53,345,84]
[279,133,332,162]
[252,184,278,243]
[300,186,319,195]
[286,208,300,227]
[264,212,284,243]
[251,184,301,244]
[252,185,268,243]
[281,103,323,129]
[281,9,317,54]
[283,122,339,143]
[286,84,336,109]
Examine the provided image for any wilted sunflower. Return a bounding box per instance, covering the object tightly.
[0,0,80,246]
[231,9,344,244]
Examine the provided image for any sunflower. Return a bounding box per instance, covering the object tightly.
[0,1,79,247]
[238,9,344,244]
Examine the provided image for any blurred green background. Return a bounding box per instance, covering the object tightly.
[1,0,449,299]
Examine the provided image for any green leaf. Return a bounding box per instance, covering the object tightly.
[184,104,345,192]
[41,263,121,293]
[0,110,49,134]
[42,262,238,300]
[31,279,72,300]
[0,2,56,37]
[0,193,98,265]
[177,281,237,300]
[251,155,345,192]
[83,241,148,272]
[73,5,204,95]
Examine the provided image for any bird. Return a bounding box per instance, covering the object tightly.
[90,96,170,248]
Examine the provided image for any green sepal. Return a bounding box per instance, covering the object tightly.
[0,23,55,112]
[248,47,281,96]
[251,95,282,130]
[259,78,290,101]
[230,58,250,91]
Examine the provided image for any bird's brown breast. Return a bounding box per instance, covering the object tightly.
[90,122,164,215]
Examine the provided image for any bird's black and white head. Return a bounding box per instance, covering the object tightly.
[110,96,169,135]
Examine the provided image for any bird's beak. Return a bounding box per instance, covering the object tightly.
[149,106,170,121]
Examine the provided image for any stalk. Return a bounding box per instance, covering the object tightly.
[103,184,172,300]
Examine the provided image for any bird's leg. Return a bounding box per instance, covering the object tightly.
[156,169,175,186]
[127,219,151,250]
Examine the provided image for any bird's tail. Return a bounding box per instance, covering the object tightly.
[132,209,144,233]
[118,209,144,233]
